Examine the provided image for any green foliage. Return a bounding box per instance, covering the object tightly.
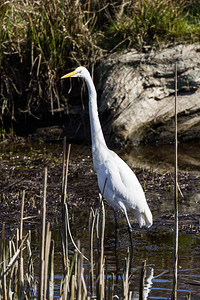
[0,0,200,128]
[0,0,105,127]
[107,0,200,50]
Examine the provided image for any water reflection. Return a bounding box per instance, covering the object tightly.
[145,267,154,299]
[130,266,154,300]
[121,141,200,173]
[71,207,200,298]
[118,142,200,221]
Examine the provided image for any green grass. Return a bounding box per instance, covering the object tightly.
[106,0,200,50]
[0,0,200,129]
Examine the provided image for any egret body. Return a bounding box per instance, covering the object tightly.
[61,66,152,230]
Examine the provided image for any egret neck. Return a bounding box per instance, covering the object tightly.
[61,66,153,230]
[85,74,107,171]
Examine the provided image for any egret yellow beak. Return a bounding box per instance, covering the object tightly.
[61,70,80,79]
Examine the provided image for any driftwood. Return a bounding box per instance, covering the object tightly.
[96,43,200,146]
[33,44,200,146]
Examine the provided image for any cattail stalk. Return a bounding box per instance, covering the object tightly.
[172,61,179,300]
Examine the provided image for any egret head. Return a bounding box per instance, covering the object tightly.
[61,66,89,79]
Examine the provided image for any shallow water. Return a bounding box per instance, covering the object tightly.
[0,141,200,298]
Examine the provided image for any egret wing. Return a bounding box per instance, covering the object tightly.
[97,150,146,213]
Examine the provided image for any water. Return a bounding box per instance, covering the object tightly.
[0,141,200,299]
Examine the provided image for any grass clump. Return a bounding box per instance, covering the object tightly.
[106,0,200,50]
[0,0,200,130]
[0,0,104,129]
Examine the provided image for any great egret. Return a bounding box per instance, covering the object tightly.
[61,66,153,230]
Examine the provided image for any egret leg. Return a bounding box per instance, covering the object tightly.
[118,202,134,260]
[126,219,134,272]
[124,211,133,233]
[127,222,134,256]
[124,209,134,253]
[113,209,120,281]
[113,209,119,249]
[114,209,119,231]
[118,201,132,232]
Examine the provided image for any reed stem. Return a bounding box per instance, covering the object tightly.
[139,260,146,300]
[47,240,54,300]
[172,61,179,300]
[39,167,47,299]
[61,138,71,267]
[18,190,25,298]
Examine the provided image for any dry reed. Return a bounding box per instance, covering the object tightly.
[0,138,148,299]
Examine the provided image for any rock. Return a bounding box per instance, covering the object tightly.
[95,44,200,146]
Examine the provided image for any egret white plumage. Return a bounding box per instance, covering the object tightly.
[61,66,153,230]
